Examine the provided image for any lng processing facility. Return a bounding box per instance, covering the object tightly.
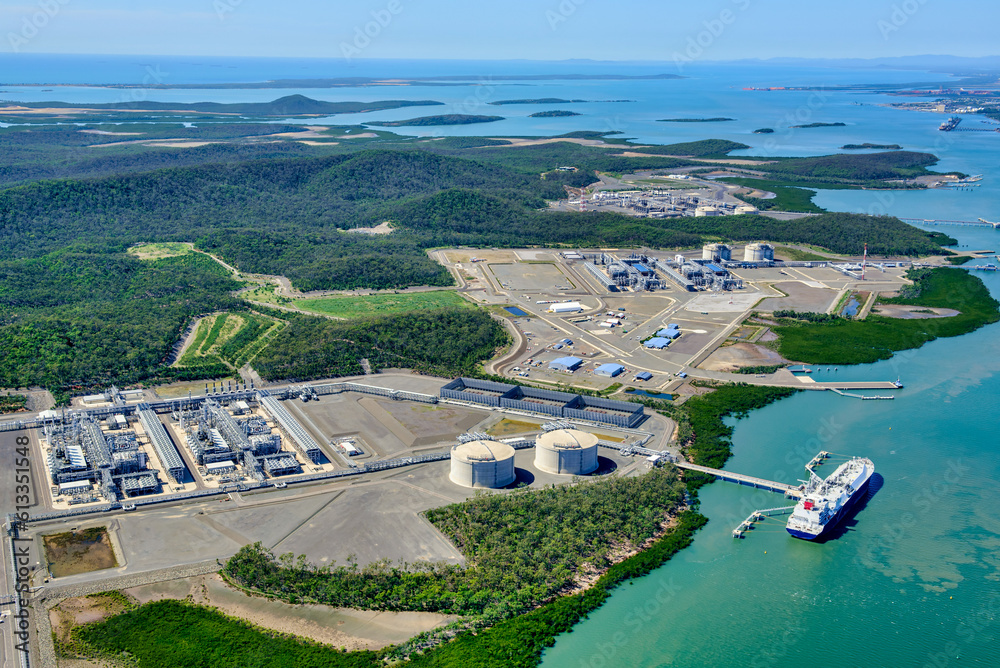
[2,374,658,525]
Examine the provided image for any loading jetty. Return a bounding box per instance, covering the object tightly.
[829,388,895,400]
[733,506,796,538]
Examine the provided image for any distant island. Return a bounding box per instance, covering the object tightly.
[659,117,735,122]
[367,114,505,127]
[841,142,902,150]
[753,128,775,133]
[490,98,585,106]
[790,122,847,128]
[529,110,581,118]
[0,94,443,117]
[46,73,684,90]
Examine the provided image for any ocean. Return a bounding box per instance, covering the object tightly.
[3,55,999,667]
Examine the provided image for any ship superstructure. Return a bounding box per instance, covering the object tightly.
[786,457,874,540]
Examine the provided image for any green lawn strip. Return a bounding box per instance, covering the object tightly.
[773,246,837,262]
[218,314,268,364]
[232,319,286,369]
[772,268,999,365]
[200,313,229,353]
[182,317,212,362]
[73,599,383,668]
[296,291,470,319]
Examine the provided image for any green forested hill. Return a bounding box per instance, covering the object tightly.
[0,143,956,395]
[0,251,240,392]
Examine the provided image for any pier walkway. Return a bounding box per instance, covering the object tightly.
[674,461,803,498]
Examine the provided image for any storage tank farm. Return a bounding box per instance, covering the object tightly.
[450,440,516,488]
[534,429,599,475]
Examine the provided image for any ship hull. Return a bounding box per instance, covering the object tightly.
[786,477,870,540]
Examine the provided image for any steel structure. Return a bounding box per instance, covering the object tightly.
[137,404,186,483]
[257,393,324,464]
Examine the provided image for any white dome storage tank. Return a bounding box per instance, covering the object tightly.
[534,429,599,475]
[702,243,732,262]
[450,440,516,488]
[744,243,774,262]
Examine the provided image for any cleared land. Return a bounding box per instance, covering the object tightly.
[127,241,196,260]
[297,291,471,318]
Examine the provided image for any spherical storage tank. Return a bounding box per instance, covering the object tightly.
[450,440,516,488]
[534,429,599,475]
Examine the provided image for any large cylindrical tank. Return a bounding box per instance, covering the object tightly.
[702,243,732,262]
[450,440,516,488]
[534,429,599,475]
[744,243,774,262]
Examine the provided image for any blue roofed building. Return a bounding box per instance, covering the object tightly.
[549,356,584,372]
[655,328,681,339]
[594,363,625,377]
[635,371,653,381]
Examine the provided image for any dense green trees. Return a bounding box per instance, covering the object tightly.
[224,467,687,623]
[772,268,1000,364]
[75,599,383,668]
[0,251,240,395]
[252,309,508,381]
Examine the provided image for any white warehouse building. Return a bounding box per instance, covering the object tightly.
[548,301,584,314]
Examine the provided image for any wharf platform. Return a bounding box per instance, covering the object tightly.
[795,379,900,390]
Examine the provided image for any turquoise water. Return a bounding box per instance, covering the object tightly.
[0,56,958,154]
[542,222,1000,665]
[4,56,1000,666]
[626,390,673,400]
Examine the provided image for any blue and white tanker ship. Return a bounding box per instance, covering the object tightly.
[786,457,874,540]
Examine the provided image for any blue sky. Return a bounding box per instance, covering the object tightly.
[1,0,996,60]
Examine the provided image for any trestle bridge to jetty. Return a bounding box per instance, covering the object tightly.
[673,461,804,498]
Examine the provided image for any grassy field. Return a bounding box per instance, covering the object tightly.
[773,245,838,261]
[772,268,1000,364]
[127,242,196,261]
[242,283,293,306]
[486,418,541,436]
[176,311,283,370]
[296,291,471,318]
